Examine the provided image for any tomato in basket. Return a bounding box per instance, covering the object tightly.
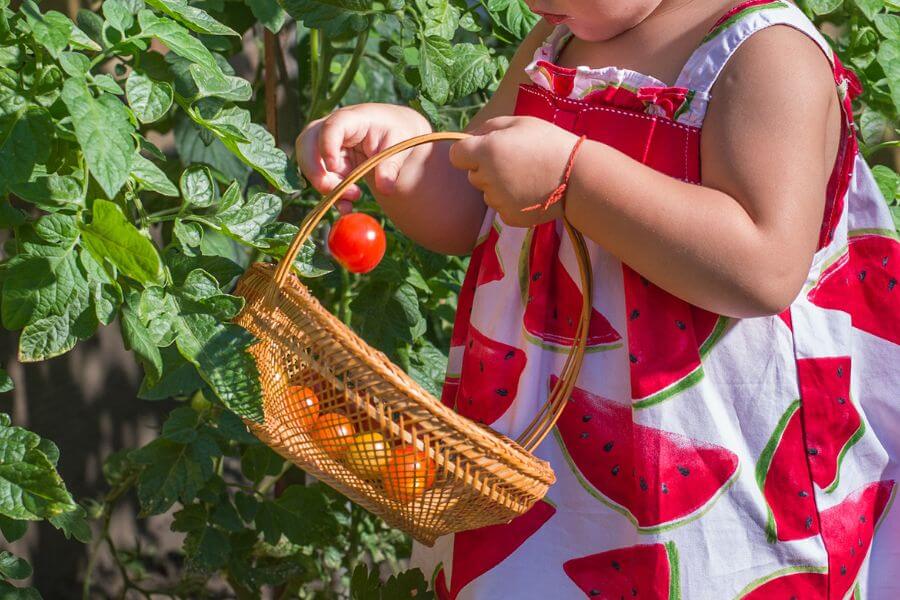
[382,446,437,502]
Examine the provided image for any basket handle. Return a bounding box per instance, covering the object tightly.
[271,132,591,453]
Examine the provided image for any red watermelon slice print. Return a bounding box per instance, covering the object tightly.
[520,223,622,353]
[735,568,827,599]
[563,542,681,599]
[820,480,895,600]
[445,500,555,599]
[450,223,505,347]
[756,401,820,542]
[623,266,728,408]
[553,377,739,531]
[442,325,527,426]
[807,233,899,345]
[796,357,864,492]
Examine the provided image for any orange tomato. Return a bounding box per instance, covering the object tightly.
[382,446,437,503]
[345,432,391,479]
[312,412,356,459]
[287,385,320,430]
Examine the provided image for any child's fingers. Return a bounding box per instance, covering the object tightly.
[448,138,481,171]
[319,110,368,173]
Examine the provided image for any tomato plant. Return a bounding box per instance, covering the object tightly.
[328,212,387,274]
[0,0,894,598]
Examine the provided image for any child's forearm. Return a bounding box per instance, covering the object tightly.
[373,142,486,256]
[564,142,815,318]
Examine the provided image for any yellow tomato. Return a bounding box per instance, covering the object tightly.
[345,432,391,479]
[287,385,320,431]
[382,446,437,503]
[312,412,356,459]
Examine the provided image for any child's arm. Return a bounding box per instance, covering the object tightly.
[450,27,842,318]
[296,23,552,256]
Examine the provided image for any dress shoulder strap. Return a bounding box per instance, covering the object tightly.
[674,1,834,97]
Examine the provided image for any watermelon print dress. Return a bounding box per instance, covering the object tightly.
[413,2,899,599]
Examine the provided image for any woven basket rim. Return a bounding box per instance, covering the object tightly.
[241,262,556,485]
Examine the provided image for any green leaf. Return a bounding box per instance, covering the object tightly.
[446,43,496,99]
[0,108,53,191]
[189,63,252,102]
[132,434,218,515]
[807,0,843,14]
[164,248,243,287]
[172,503,207,532]
[93,73,125,95]
[174,315,263,422]
[49,505,91,543]
[419,36,451,103]
[103,0,135,32]
[184,526,230,572]
[0,552,31,581]
[215,192,281,242]
[877,38,900,112]
[18,313,81,361]
[240,445,282,484]
[255,485,338,546]
[79,247,123,326]
[130,153,179,196]
[161,406,201,443]
[247,0,286,33]
[137,11,222,74]
[21,1,70,58]
[854,0,885,20]
[121,302,163,382]
[180,165,217,207]
[281,0,378,36]
[173,219,203,251]
[61,78,136,198]
[137,345,205,400]
[875,13,900,40]
[0,516,26,543]
[59,52,91,77]
[81,199,164,285]
[0,414,77,521]
[174,115,250,187]
[144,0,238,36]
[416,0,460,39]
[0,582,41,599]
[351,280,425,354]
[485,0,538,39]
[9,173,83,213]
[69,21,102,52]
[872,165,899,202]
[0,371,11,394]
[126,72,174,123]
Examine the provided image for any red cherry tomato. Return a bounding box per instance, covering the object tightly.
[327,213,386,274]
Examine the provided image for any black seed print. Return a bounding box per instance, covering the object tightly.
[496,388,508,397]
[612,465,620,476]
[590,590,600,597]
[468,340,474,349]
[859,270,867,282]
[639,477,648,491]
[841,565,847,576]
[859,515,866,523]
[662,483,669,494]
[799,490,809,498]
[580,432,590,439]
[505,350,515,360]
[611,561,621,571]
[479,360,484,373]
[806,516,813,529]
[582,414,592,423]
[889,278,897,291]
[837,366,844,378]
[883,256,890,268]
[807,448,819,456]
[533,272,542,282]
[632,589,638,597]
[629,354,638,364]
[675,320,686,330]
[603,441,614,452]
[838,397,847,405]
[630,309,640,320]
[678,466,690,476]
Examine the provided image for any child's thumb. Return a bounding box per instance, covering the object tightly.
[374,158,403,195]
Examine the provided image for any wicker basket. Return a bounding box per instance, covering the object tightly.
[233,132,592,545]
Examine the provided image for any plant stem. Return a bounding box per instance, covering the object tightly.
[308,28,322,119]
[321,31,369,114]
[339,268,353,324]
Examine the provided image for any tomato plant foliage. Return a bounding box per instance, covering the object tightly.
[0,0,896,597]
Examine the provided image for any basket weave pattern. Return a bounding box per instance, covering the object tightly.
[232,133,590,545]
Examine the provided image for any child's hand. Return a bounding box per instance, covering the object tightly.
[296,104,432,212]
[449,117,580,227]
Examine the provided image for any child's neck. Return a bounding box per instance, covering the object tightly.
[557,0,741,86]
